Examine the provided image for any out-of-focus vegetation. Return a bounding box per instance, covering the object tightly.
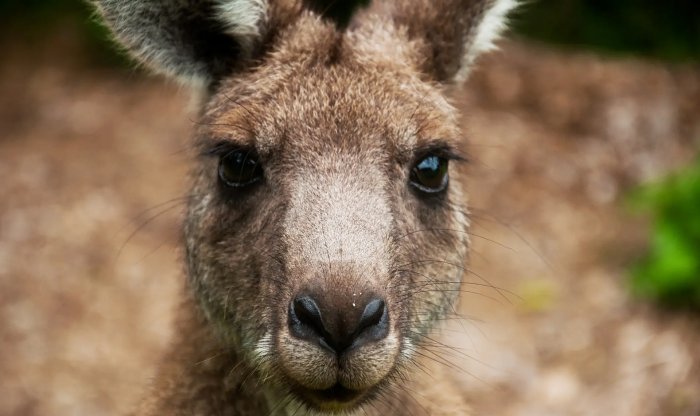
[628,160,700,311]
[0,0,124,65]
[512,0,700,62]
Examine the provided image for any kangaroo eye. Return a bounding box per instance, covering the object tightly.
[410,154,449,193]
[218,150,263,188]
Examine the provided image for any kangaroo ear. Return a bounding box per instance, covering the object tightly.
[92,0,267,87]
[371,0,518,84]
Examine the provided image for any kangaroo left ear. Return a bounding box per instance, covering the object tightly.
[92,0,268,88]
[366,0,518,84]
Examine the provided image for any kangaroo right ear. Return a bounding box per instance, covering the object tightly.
[360,0,518,84]
[92,0,268,87]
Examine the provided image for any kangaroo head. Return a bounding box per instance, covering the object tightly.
[95,0,516,412]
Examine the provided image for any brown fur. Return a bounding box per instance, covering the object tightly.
[92,0,517,414]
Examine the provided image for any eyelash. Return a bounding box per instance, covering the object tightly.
[201,141,248,158]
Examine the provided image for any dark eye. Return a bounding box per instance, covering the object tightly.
[218,150,263,188]
[410,154,449,193]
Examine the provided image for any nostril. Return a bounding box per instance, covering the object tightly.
[293,295,325,333]
[358,298,385,333]
[289,295,334,352]
[353,298,389,347]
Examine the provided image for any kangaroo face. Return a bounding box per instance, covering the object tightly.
[93,0,516,413]
[185,22,469,409]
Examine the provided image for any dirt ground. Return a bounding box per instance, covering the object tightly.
[0,40,699,416]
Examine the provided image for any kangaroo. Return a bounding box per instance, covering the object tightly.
[93,0,517,414]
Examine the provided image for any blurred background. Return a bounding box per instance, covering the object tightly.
[0,1,698,415]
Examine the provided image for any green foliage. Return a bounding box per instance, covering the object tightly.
[628,160,700,310]
[0,0,127,67]
[0,0,88,28]
[512,0,700,62]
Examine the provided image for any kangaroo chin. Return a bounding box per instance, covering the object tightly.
[92,0,519,414]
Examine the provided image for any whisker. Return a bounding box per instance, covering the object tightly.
[114,200,184,262]
[392,258,511,303]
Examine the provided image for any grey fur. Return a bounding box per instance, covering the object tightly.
[371,0,518,82]
[92,0,267,85]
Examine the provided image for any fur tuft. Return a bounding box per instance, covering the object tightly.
[456,0,519,82]
[216,0,268,52]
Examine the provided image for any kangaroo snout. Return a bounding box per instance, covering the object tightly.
[289,292,389,354]
[279,265,399,396]
[270,161,403,402]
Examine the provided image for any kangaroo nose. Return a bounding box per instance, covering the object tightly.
[289,294,389,354]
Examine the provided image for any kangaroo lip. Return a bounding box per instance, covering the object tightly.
[298,383,365,405]
[316,384,361,402]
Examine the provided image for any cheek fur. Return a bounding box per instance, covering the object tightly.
[184,176,291,351]
[391,183,470,338]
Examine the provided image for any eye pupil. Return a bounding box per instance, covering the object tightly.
[219,150,263,188]
[411,155,448,193]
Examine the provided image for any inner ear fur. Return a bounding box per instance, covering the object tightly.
[366,0,518,84]
[92,0,270,87]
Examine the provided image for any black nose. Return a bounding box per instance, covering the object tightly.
[289,294,389,354]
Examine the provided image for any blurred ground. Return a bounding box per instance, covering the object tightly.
[0,40,699,416]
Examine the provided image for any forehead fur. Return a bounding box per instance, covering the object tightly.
[198,14,462,158]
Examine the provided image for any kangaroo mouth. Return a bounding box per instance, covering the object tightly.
[294,383,367,410]
[313,383,362,402]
